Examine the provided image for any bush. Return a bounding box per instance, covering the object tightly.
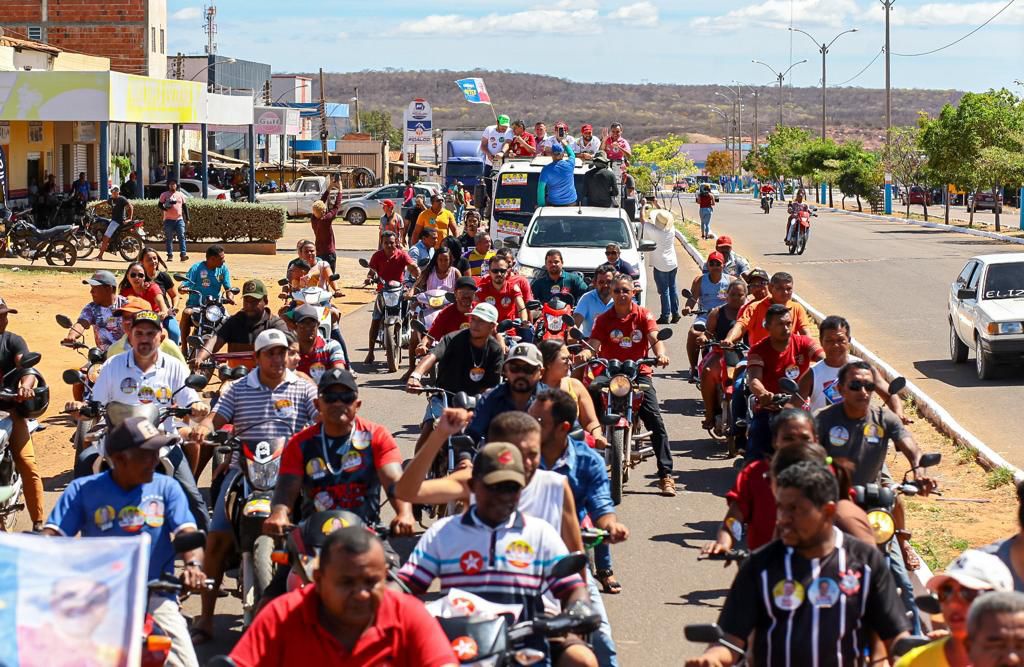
[88,199,286,243]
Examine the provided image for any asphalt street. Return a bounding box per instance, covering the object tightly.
[701,196,1024,467]
[190,260,740,665]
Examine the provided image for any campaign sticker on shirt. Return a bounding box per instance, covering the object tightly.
[469,366,485,382]
[119,378,138,395]
[784,365,801,380]
[609,329,624,342]
[501,296,511,307]
[772,579,805,611]
[306,457,328,480]
[313,490,335,511]
[809,578,841,608]
[138,385,156,404]
[631,330,643,343]
[321,515,351,535]
[838,569,862,595]
[153,386,172,405]
[309,362,326,382]
[352,430,371,450]
[460,550,483,575]
[829,426,850,447]
[341,450,363,473]
[450,596,476,614]
[619,340,632,348]
[485,296,496,305]
[117,506,146,533]
[863,423,883,444]
[273,398,295,419]
[452,636,479,661]
[550,285,561,294]
[93,505,116,531]
[142,498,165,528]
[504,539,536,569]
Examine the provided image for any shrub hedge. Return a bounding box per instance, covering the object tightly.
[88,199,286,242]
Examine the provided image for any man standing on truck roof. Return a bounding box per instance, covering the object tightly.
[505,120,537,158]
[537,140,577,208]
[480,115,512,204]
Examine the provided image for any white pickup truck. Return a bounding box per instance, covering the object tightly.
[255,176,338,217]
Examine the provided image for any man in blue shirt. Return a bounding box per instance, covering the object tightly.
[467,342,543,443]
[44,416,207,667]
[182,244,232,344]
[574,263,616,337]
[530,249,589,306]
[537,141,577,206]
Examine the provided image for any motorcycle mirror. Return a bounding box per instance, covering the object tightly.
[550,552,588,580]
[914,594,942,616]
[497,320,515,333]
[887,376,907,395]
[691,321,707,334]
[778,377,800,395]
[358,258,370,268]
[453,391,471,409]
[680,288,693,300]
[277,278,289,286]
[444,291,456,303]
[891,636,932,658]
[917,452,942,469]
[17,352,41,369]
[55,314,74,329]
[684,623,725,644]
[417,257,431,268]
[567,344,583,354]
[899,483,919,496]
[599,413,621,426]
[187,335,204,352]
[656,328,673,341]
[410,320,428,335]
[561,314,576,327]
[557,293,576,307]
[228,287,240,295]
[87,347,107,364]
[172,530,207,553]
[525,300,542,311]
[172,273,188,282]
[569,327,586,341]
[62,369,85,385]
[231,366,248,380]
[183,374,209,391]
[329,274,340,281]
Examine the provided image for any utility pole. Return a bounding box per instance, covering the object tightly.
[883,0,894,145]
[318,68,329,167]
[751,89,759,154]
[353,87,361,133]
[789,27,858,140]
[753,59,806,128]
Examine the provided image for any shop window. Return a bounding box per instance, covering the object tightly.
[151,27,156,53]
[28,123,43,144]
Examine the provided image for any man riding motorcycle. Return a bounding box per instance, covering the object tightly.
[573,264,616,338]
[467,342,544,443]
[701,237,750,280]
[531,250,588,307]
[363,232,419,367]
[180,246,233,346]
[292,305,347,382]
[421,276,477,346]
[785,190,808,243]
[193,279,288,367]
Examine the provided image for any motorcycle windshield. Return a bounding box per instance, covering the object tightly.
[106,402,160,427]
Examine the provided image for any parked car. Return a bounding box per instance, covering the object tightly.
[147,179,230,201]
[255,176,336,217]
[900,186,933,206]
[948,253,1024,379]
[968,191,1004,213]
[695,183,721,203]
[338,183,441,226]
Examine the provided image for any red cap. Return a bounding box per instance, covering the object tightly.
[707,251,725,265]
[382,199,395,210]
[716,235,733,248]
[581,124,593,132]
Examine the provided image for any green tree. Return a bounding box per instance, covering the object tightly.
[834,143,882,212]
[883,126,930,220]
[705,150,733,180]
[743,125,810,183]
[793,139,843,206]
[628,133,696,195]
[358,109,403,146]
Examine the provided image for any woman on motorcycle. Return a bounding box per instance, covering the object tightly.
[138,247,181,343]
[118,262,169,325]
[413,243,461,293]
[293,239,343,297]
[537,339,607,451]
[698,280,747,430]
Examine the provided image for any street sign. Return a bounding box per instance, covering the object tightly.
[404,98,432,147]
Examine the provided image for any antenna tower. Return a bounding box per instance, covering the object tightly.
[203,4,217,55]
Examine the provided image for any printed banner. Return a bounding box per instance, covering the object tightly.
[0,532,150,667]
[455,78,491,105]
[500,173,528,186]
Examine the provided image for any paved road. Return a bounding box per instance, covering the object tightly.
[704,197,1024,466]
[190,262,739,665]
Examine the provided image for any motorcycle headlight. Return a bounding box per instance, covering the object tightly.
[247,458,281,491]
[546,314,564,332]
[204,304,225,323]
[867,510,895,545]
[382,290,401,308]
[85,363,102,384]
[609,374,631,397]
[428,295,446,309]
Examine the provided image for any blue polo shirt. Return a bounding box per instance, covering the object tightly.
[185,260,231,307]
[538,144,578,206]
[466,383,537,443]
[539,437,614,522]
[574,289,614,337]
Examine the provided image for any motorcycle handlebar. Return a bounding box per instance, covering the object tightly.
[699,549,749,563]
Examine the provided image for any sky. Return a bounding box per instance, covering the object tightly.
[166,0,1024,93]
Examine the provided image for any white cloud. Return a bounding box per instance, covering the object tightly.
[861,1,1024,26]
[171,7,201,21]
[609,2,659,27]
[691,0,863,30]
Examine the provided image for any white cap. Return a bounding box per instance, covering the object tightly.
[254,329,289,353]
[470,302,499,324]
[927,549,1014,593]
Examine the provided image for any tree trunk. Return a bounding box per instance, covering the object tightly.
[944,192,950,224]
[969,188,979,227]
[922,202,929,222]
[842,193,847,210]
[993,186,1001,232]
[828,184,834,208]
[906,200,911,218]
[856,194,862,212]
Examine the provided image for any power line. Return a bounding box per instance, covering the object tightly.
[834,46,884,86]
[892,0,1017,57]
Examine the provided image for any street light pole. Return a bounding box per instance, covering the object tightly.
[883,0,894,145]
[789,27,858,141]
[752,59,806,128]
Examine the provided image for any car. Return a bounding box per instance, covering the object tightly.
[901,185,933,206]
[504,206,655,307]
[143,184,194,200]
[148,179,231,201]
[968,191,1003,213]
[695,183,721,203]
[338,183,440,226]
[948,253,1024,379]
[672,181,687,193]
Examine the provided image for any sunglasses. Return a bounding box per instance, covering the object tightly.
[490,268,508,275]
[847,381,876,392]
[506,362,537,374]
[937,583,981,604]
[612,287,632,294]
[129,272,146,279]
[321,391,357,404]
[485,481,522,494]
[605,251,619,256]
[707,261,723,267]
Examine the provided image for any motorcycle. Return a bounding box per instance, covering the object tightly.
[852,450,941,552]
[760,194,772,214]
[785,204,816,255]
[175,273,240,362]
[277,275,341,343]
[0,211,78,266]
[415,288,454,331]
[430,552,601,666]
[0,352,48,531]
[85,214,147,261]
[359,258,411,374]
[535,295,575,342]
[692,324,748,457]
[144,531,214,667]
[684,624,746,663]
[412,387,477,520]
[575,327,673,505]
[56,313,107,454]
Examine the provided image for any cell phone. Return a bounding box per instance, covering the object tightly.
[558,127,566,138]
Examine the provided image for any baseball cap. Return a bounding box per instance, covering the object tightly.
[254,329,289,353]
[242,279,268,300]
[455,276,478,291]
[83,270,117,287]
[106,416,177,454]
[470,302,498,323]
[317,366,359,393]
[473,442,526,487]
[131,310,162,328]
[581,124,593,132]
[114,296,152,315]
[291,304,319,323]
[927,549,1014,593]
[550,143,565,155]
[593,151,609,165]
[430,193,443,202]
[382,199,395,210]
[716,235,733,249]
[505,342,542,368]
[0,298,18,315]
[743,268,770,283]
[707,251,725,265]
[496,114,510,126]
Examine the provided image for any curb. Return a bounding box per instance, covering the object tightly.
[671,227,1024,484]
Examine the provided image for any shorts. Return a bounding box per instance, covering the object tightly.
[210,468,241,533]
[693,314,708,328]
[421,394,444,425]
[104,220,122,238]
[371,299,384,322]
[549,634,592,662]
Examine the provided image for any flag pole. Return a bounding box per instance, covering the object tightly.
[488,102,497,122]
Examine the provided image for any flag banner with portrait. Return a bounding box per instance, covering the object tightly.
[455,78,492,105]
[0,532,150,667]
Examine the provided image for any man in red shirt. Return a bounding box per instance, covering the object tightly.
[492,247,534,302]
[745,304,824,460]
[505,119,537,157]
[474,256,527,323]
[581,273,675,496]
[422,276,476,347]
[230,527,457,667]
[364,232,419,365]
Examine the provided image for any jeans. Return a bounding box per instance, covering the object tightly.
[163,218,186,257]
[456,204,465,224]
[164,444,210,533]
[731,369,750,454]
[594,542,612,571]
[330,326,351,366]
[652,267,679,318]
[745,410,773,462]
[888,539,923,635]
[148,595,200,667]
[163,315,181,344]
[699,208,713,237]
[585,573,620,667]
[589,376,672,477]
[318,252,337,273]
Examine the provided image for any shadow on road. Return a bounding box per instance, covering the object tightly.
[42,468,73,493]
[662,397,703,417]
[913,359,1024,388]
[666,588,729,609]
[649,519,720,551]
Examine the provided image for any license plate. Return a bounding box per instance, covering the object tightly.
[243,498,271,517]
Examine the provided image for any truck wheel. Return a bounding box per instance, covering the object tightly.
[949,321,968,364]
[346,209,367,225]
[975,336,997,380]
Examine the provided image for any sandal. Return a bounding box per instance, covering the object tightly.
[701,416,716,430]
[596,568,622,594]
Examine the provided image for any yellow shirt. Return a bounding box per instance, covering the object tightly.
[107,336,187,364]
[414,208,457,244]
[894,637,951,667]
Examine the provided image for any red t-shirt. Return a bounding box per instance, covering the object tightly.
[428,303,471,339]
[369,248,413,285]
[746,334,822,394]
[120,283,164,312]
[230,585,457,667]
[725,459,775,550]
[508,272,534,302]
[509,131,537,157]
[474,277,524,321]
[590,303,658,374]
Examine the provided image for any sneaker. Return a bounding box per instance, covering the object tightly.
[180,254,189,262]
[670,313,681,324]
[166,254,174,262]
[659,476,677,497]
[656,315,669,325]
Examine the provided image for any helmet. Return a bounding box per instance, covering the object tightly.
[285,510,367,584]
[4,368,49,419]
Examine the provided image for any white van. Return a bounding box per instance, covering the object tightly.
[488,155,592,247]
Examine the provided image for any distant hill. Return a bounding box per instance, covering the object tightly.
[303,69,965,149]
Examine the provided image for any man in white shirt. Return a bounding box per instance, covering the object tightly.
[480,115,512,168]
[573,124,601,159]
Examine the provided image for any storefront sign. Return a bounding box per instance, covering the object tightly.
[74,121,97,143]
[253,107,301,135]
[404,99,432,147]
[113,74,202,124]
[27,122,43,144]
[0,72,108,121]
[0,122,9,144]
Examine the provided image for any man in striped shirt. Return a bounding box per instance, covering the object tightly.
[460,231,495,278]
